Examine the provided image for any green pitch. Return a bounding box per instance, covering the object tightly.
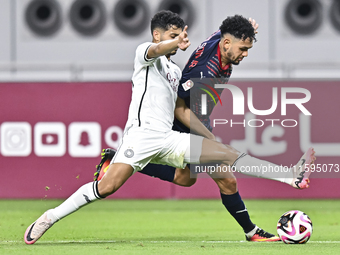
[1,199,339,255]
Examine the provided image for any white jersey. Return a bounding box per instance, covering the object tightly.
[113,42,204,172]
[126,42,182,132]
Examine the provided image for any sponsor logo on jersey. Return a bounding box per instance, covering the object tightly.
[182,80,194,91]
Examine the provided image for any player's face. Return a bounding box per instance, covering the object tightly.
[222,36,253,65]
[160,25,183,56]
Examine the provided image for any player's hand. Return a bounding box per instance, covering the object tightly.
[249,18,259,34]
[177,25,191,51]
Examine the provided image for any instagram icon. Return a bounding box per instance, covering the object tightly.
[1,122,32,156]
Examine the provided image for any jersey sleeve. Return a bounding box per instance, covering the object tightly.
[178,75,193,99]
[135,42,157,67]
[181,30,221,76]
[178,30,222,100]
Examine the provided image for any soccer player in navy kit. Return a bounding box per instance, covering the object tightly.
[94,15,314,242]
[171,18,267,241]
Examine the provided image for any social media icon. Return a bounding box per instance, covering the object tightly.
[69,122,101,157]
[1,122,32,156]
[34,122,66,157]
[42,134,59,145]
[105,126,123,150]
[79,131,90,146]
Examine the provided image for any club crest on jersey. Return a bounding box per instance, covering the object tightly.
[124,149,134,158]
[166,73,178,92]
[182,80,194,91]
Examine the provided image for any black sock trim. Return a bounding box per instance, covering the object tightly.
[93,181,105,199]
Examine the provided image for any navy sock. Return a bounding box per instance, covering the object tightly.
[220,192,255,233]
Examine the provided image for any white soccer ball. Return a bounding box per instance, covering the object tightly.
[277,210,313,244]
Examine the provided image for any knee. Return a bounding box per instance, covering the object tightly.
[181,177,197,187]
[174,175,197,187]
[173,169,197,187]
[97,180,117,198]
[217,177,238,194]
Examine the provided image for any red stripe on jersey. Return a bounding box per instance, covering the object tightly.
[217,44,230,70]
[207,65,218,76]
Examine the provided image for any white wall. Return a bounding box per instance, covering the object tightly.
[0,0,340,81]
[0,0,12,63]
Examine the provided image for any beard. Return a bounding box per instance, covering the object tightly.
[231,60,240,65]
[227,51,240,65]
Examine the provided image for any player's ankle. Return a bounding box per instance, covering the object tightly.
[245,225,258,238]
[46,209,59,224]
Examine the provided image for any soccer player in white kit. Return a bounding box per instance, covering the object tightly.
[24,11,315,244]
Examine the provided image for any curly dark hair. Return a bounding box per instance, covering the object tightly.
[151,10,185,34]
[219,15,256,42]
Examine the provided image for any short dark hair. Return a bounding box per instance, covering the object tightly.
[219,15,256,42]
[151,10,185,34]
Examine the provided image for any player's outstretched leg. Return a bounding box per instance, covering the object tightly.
[24,181,104,244]
[199,138,316,189]
[25,162,133,245]
[246,226,281,242]
[289,147,316,189]
[229,147,316,189]
[94,148,116,181]
[24,210,55,244]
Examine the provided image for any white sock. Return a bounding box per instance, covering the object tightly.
[47,182,102,223]
[232,153,291,184]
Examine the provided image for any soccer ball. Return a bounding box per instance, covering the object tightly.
[277,210,313,244]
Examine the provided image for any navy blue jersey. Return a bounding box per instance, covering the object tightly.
[174,30,233,133]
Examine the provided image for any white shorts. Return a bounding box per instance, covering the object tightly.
[113,125,204,173]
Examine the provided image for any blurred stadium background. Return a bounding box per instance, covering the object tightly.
[0,0,340,200]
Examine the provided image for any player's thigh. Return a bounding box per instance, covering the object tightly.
[200,138,239,166]
[114,127,163,172]
[153,131,193,168]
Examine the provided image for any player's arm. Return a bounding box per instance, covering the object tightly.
[147,26,191,59]
[175,97,215,140]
